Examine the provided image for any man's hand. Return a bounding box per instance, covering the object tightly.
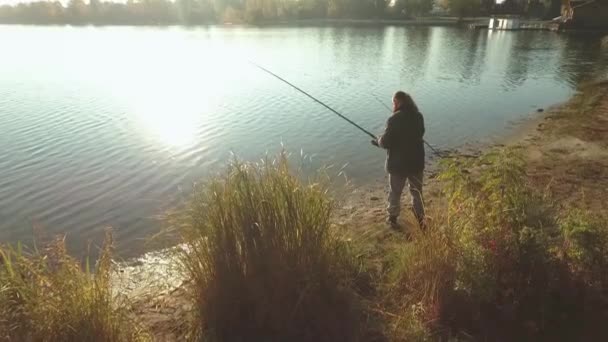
[371,139,379,147]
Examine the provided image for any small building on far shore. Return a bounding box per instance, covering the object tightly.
[561,0,608,29]
[489,16,522,30]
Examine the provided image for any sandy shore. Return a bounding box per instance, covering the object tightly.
[117,80,608,340]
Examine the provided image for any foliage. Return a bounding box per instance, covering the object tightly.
[0,232,150,342]
[440,149,553,300]
[439,0,481,17]
[0,0,551,24]
[0,0,377,24]
[558,209,608,284]
[393,0,434,18]
[383,149,608,340]
[176,154,364,341]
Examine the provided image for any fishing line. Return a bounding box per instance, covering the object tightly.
[249,61,377,140]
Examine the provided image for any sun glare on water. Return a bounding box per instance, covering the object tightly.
[125,48,235,149]
[132,87,204,148]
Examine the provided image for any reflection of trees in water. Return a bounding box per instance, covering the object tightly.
[433,29,469,81]
[458,30,487,85]
[306,27,392,109]
[326,27,387,82]
[361,26,433,96]
[503,32,536,90]
[483,31,606,92]
[557,34,608,86]
[398,26,432,84]
[428,29,489,86]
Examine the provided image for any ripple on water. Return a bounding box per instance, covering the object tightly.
[0,26,605,257]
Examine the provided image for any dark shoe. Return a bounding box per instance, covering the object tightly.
[387,216,399,229]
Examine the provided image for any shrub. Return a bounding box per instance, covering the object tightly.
[558,209,608,279]
[0,232,150,342]
[384,148,608,340]
[440,149,555,301]
[554,209,608,340]
[177,154,364,342]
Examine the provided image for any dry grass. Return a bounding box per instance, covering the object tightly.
[381,214,455,341]
[0,232,150,342]
[379,148,608,341]
[176,154,364,342]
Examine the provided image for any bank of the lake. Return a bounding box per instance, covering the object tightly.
[100,79,608,340]
[255,16,486,26]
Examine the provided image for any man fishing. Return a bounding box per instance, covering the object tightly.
[250,63,429,228]
[372,91,425,229]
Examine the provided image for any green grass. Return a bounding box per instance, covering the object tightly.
[0,232,150,342]
[175,154,365,341]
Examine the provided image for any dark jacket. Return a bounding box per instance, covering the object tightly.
[378,108,425,175]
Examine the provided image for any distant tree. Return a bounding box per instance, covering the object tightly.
[444,0,480,17]
[543,0,562,18]
[245,0,266,21]
[222,5,245,22]
[393,0,434,17]
[410,0,434,16]
[0,0,450,24]
[89,0,100,17]
[296,0,328,18]
[525,0,546,18]
[67,0,88,23]
[175,0,210,23]
[495,0,524,14]
[480,0,495,14]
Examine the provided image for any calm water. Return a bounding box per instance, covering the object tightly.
[1,25,607,257]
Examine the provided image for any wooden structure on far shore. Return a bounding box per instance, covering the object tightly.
[480,16,559,31]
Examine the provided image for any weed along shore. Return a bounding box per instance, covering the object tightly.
[2,80,608,341]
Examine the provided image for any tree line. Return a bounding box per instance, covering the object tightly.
[0,0,561,25]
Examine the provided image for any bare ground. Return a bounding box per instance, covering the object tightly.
[523,80,608,213]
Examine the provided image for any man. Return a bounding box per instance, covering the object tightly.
[372,91,425,229]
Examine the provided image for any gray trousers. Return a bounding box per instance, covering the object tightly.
[388,172,425,224]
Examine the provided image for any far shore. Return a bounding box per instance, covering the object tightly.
[0,16,539,28]
[254,16,488,26]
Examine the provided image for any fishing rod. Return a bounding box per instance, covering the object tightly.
[371,94,444,157]
[249,61,377,140]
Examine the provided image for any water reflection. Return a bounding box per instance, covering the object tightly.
[132,88,202,148]
[0,26,606,258]
[459,30,487,85]
[558,33,608,85]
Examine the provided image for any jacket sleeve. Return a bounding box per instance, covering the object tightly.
[378,116,395,149]
[418,112,425,139]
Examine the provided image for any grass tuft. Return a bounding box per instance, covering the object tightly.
[177,153,364,342]
[382,217,455,341]
[0,231,150,342]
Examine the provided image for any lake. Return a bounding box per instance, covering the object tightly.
[1,25,606,257]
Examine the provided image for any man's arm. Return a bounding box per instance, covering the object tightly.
[378,116,396,149]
